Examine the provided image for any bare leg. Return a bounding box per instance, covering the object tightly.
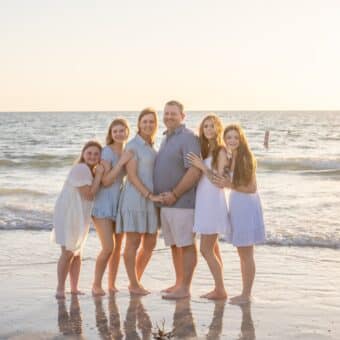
[214,241,223,267]
[136,232,157,280]
[230,246,255,305]
[69,255,84,294]
[200,234,227,300]
[124,232,149,295]
[163,243,197,300]
[162,245,183,293]
[92,217,114,296]
[108,230,123,293]
[56,247,74,299]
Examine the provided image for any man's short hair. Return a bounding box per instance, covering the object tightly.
[165,100,184,113]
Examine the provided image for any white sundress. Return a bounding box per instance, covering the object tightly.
[193,157,230,235]
[51,163,93,255]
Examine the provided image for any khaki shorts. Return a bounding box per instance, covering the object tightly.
[160,208,195,247]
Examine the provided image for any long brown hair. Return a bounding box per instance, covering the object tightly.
[199,114,225,170]
[223,124,256,187]
[77,140,102,164]
[137,107,158,144]
[105,118,130,145]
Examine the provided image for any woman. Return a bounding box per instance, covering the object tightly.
[186,114,229,300]
[92,118,132,296]
[116,108,162,295]
[218,124,265,304]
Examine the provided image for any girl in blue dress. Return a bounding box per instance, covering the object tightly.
[92,118,133,296]
[221,124,265,304]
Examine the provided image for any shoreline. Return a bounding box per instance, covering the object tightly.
[1,230,339,339]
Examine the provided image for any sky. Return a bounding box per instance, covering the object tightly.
[1,0,340,111]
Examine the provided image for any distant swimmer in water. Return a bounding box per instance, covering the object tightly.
[264,130,270,149]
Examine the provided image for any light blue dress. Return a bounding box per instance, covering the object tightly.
[116,134,159,234]
[92,146,124,221]
[228,188,266,247]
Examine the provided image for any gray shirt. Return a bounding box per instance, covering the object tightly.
[153,124,201,209]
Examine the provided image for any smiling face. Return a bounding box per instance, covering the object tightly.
[202,118,217,141]
[82,145,101,167]
[163,104,184,131]
[224,129,240,151]
[111,124,129,145]
[139,113,157,138]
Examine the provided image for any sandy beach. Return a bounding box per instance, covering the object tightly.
[1,230,339,339]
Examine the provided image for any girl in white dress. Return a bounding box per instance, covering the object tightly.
[213,124,265,305]
[52,141,104,299]
[187,114,230,300]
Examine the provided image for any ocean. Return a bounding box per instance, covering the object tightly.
[1,111,340,250]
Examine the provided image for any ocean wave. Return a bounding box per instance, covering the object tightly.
[258,157,340,173]
[0,188,47,196]
[0,154,77,169]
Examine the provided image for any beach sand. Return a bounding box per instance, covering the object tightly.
[0,230,339,339]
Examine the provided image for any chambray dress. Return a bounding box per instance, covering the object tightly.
[227,172,265,247]
[92,146,124,221]
[116,134,159,234]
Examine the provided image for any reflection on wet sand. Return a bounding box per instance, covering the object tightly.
[206,300,226,340]
[57,295,83,338]
[172,298,196,339]
[238,303,255,340]
[124,295,152,339]
[94,295,123,339]
[56,294,256,339]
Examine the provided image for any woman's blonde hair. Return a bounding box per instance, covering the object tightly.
[77,140,102,164]
[137,107,158,144]
[223,124,256,187]
[105,118,130,145]
[199,114,225,170]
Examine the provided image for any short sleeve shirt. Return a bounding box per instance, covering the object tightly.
[153,124,201,209]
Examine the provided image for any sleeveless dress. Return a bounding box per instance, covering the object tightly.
[193,156,230,234]
[227,172,266,247]
[51,163,93,255]
[92,146,125,221]
[116,134,159,234]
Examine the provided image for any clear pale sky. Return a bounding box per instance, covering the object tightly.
[1,0,340,111]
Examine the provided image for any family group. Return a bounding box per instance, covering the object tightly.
[52,100,265,305]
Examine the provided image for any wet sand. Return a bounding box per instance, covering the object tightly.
[0,230,339,339]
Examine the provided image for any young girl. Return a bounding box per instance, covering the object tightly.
[52,140,104,299]
[186,114,230,300]
[92,118,132,296]
[221,124,265,304]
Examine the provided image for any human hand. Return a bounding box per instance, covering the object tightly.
[186,152,205,171]
[149,194,164,203]
[119,150,134,165]
[161,192,177,206]
[94,164,105,176]
[212,173,232,189]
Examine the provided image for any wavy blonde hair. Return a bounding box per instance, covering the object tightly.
[105,118,130,145]
[223,124,256,187]
[199,114,225,170]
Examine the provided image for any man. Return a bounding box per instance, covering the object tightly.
[153,100,201,299]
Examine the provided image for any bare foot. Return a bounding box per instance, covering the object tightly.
[92,286,106,297]
[200,289,215,298]
[109,286,119,295]
[162,287,190,300]
[129,285,150,296]
[202,289,227,300]
[161,284,179,293]
[55,290,66,299]
[71,290,85,295]
[229,294,251,305]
